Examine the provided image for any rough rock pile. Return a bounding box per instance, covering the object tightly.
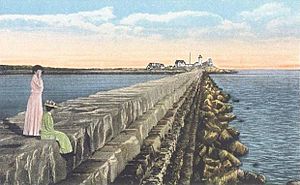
[192,74,266,185]
[204,66,237,74]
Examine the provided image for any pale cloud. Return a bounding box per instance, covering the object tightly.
[266,14,300,37]
[0,4,296,42]
[0,7,148,40]
[120,10,257,40]
[120,10,222,25]
[0,7,257,41]
[0,7,115,32]
[185,19,254,41]
[217,20,250,31]
[240,2,290,21]
[217,20,255,38]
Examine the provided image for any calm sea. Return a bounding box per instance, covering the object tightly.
[211,70,300,184]
[0,74,167,121]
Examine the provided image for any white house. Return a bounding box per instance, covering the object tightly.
[146,63,165,70]
[175,60,186,67]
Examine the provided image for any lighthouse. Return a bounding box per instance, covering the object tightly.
[198,55,203,65]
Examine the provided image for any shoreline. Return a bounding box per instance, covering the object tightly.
[0,64,237,75]
[0,71,182,75]
[0,69,185,75]
[0,64,184,75]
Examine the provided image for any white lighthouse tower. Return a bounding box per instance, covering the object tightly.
[198,55,203,65]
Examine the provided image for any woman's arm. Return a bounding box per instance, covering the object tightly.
[32,74,43,88]
[44,113,55,131]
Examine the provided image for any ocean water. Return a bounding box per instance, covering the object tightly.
[0,74,167,121]
[211,70,300,184]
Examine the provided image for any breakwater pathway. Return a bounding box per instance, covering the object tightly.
[211,70,300,184]
[1,70,282,185]
[0,70,199,185]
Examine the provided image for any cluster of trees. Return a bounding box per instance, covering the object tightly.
[0,65,32,71]
[0,65,116,75]
[0,65,81,72]
[0,65,68,74]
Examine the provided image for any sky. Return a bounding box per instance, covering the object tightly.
[0,0,299,69]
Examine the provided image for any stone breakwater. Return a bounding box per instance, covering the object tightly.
[0,69,267,185]
[110,72,266,185]
[0,70,200,185]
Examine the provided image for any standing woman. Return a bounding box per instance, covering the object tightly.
[23,65,44,136]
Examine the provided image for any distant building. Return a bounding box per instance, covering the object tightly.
[175,60,186,67]
[201,58,214,67]
[174,56,213,68]
[207,58,213,66]
[197,55,203,65]
[192,54,203,67]
[165,65,174,69]
[194,62,201,67]
[185,64,194,67]
[146,63,165,70]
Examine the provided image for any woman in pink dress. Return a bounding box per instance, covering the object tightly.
[23,65,44,136]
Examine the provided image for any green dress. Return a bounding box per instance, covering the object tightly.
[41,112,73,154]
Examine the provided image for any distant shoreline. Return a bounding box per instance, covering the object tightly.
[0,70,183,75]
[0,64,255,75]
[0,65,186,75]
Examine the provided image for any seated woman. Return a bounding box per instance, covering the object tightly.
[41,100,73,154]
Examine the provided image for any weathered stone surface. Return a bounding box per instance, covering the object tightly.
[161,82,201,185]
[287,180,300,185]
[71,79,200,185]
[238,170,266,184]
[219,129,234,143]
[112,79,199,185]
[228,140,249,156]
[0,138,67,185]
[0,70,201,185]
[143,135,161,153]
[61,160,110,185]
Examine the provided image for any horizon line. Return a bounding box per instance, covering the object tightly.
[1,63,299,71]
